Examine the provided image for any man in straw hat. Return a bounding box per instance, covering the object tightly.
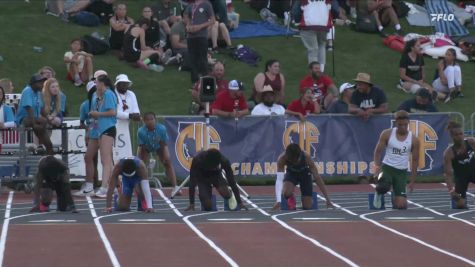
[348,72,388,120]
[251,85,285,116]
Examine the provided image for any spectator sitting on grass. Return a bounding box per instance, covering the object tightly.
[64,38,94,87]
[211,80,249,118]
[432,48,463,103]
[42,78,66,127]
[286,88,320,121]
[208,21,233,52]
[138,6,164,49]
[366,0,402,37]
[326,82,355,114]
[299,61,338,110]
[397,88,438,113]
[251,85,285,116]
[398,39,435,96]
[0,86,15,129]
[250,59,286,108]
[348,72,388,120]
[192,61,228,114]
[153,0,182,36]
[0,78,14,94]
[55,0,114,22]
[38,66,56,79]
[170,13,191,70]
[109,3,134,51]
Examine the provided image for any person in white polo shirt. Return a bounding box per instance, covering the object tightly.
[250,85,285,116]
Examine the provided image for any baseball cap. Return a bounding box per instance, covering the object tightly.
[30,74,47,85]
[228,80,243,91]
[339,83,355,94]
[86,81,96,92]
[93,70,108,79]
[115,74,132,86]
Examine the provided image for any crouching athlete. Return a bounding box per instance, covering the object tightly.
[104,157,154,213]
[30,156,77,213]
[185,149,248,211]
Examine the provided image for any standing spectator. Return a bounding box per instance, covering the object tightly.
[349,72,389,120]
[38,66,56,79]
[42,78,66,127]
[399,39,434,95]
[211,80,249,118]
[397,88,438,113]
[153,0,182,35]
[15,74,53,155]
[367,0,402,37]
[122,24,167,72]
[251,85,285,116]
[191,61,228,112]
[109,3,134,51]
[76,75,117,197]
[326,82,355,114]
[114,74,141,123]
[251,59,286,107]
[298,0,332,71]
[184,0,216,84]
[64,38,94,86]
[299,61,338,110]
[432,48,463,103]
[0,78,14,94]
[286,88,320,121]
[0,86,15,129]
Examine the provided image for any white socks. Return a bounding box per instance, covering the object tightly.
[275,172,284,203]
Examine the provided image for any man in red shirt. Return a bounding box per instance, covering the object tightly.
[191,61,228,114]
[286,88,320,121]
[211,80,249,118]
[299,61,338,110]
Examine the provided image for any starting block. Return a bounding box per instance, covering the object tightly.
[368,193,386,210]
[281,192,318,210]
[201,194,217,211]
[451,197,468,209]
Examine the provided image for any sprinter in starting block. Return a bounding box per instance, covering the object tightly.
[104,157,154,213]
[30,156,77,213]
[272,143,334,210]
[443,121,475,209]
[185,149,247,211]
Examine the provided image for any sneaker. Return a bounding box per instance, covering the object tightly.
[161,49,172,64]
[444,94,452,104]
[327,44,333,51]
[59,12,69,22]
[165,56,180,66]
[457,92,464,98]
[350,7,357,19]
[148,64,164,72]
[74,79,83,87]
[227,188,237,210]
[373,192,382,209]
[395,29,404,36]
[95,187,108,198]
[287,195,296,210]
[73,183,95,196]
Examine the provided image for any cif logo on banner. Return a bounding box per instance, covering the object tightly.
[392,119,438,171]
[175,122,221,170]
[283,121,319,157]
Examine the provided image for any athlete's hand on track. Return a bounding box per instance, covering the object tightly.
[239,203,249,211]
[144,208,154,213]
[326,201,335,209]
[408,180,415,193]
[104,207,113,213]
[29,205,40,213]
[185,204,195,211]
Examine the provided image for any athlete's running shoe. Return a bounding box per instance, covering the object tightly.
[373,192,382,209]
[227,187,237,210]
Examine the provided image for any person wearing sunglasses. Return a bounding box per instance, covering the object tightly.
[114,74,141,122]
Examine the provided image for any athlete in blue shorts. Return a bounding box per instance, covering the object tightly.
[104,157,154,213]
[137,111,180,196]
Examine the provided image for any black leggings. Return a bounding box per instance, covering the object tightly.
[187,37,209,83]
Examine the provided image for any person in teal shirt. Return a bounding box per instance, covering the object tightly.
[0,86,15,129]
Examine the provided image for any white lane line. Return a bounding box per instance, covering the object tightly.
[87,196,135,267]
[447,210,475,227]
[292,217,346,221]
[0,191,14,267]
[360,210,475,266]
[385,217,434,220]
[183,212,239,267]
[118,219,165,222]
[208,218,254,221]
[156,189,239,267]
[272,211,360,267]
[28,220,77,223]
[241,196,360,267]
[155,189,183,217]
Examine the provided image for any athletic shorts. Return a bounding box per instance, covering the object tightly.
[101,126,116,138]
[121,176,141,197]
[284,171,313,197]
[378,164,408,197]
[123,48,141,63]
[454,175,475,198]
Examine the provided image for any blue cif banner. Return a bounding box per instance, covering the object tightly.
[164,114,450,178]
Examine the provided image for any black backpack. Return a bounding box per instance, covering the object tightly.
[81,33,109,55]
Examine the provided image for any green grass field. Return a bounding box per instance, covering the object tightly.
[0,1,473,184]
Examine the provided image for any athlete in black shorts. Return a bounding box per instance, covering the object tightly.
[274,144,334,210]
[30,156,77,213]
[185,149,247,211]
[444,121,475,209]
